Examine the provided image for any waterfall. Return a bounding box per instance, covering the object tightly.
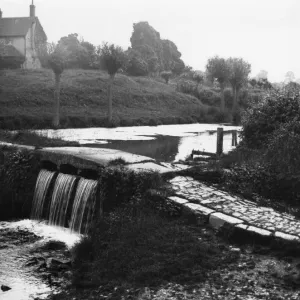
[31,169,99,233]
[31,169,56,219]
[70,178,98,234]
[48,173,77,227]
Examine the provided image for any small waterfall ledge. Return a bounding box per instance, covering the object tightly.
[31,169,99,234]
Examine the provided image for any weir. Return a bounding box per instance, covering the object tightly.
[70,178,98,234]
[49,173,77,227]
[31,169,56,220]
[31,169,99,233]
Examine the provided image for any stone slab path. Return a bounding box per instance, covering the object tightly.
[169,176,300,243]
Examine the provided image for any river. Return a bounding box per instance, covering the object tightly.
[37,123,241,161]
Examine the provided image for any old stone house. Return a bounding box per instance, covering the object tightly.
[0,1,47,69]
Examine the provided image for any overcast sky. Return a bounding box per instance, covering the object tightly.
[2,0,299,82]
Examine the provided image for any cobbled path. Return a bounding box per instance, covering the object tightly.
[169,176,300,242]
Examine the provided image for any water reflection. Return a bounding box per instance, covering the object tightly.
[37,123,241,162]
[87,135,180,161]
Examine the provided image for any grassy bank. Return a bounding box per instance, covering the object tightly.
[0,130,79,148]
[0,69,228,130]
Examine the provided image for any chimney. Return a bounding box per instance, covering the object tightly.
[30,0,35,17]
[0,9,2,18]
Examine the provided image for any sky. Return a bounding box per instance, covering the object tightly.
[2,0,300,82]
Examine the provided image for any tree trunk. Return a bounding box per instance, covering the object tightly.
[232,86,238,113]
[220,84,225,113]
[107,74,115,124]
[53,73,61,128]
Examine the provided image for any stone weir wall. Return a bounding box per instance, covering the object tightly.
[0,145,168,228]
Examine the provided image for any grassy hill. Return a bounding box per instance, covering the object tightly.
[0,69,225,130]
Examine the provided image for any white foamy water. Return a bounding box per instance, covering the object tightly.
[0,220,81,300]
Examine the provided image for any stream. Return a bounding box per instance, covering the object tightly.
[0,220,80,300]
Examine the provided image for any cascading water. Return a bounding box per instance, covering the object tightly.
[70,178,98,234]
[31,169,56,220]
[48,173,77,227]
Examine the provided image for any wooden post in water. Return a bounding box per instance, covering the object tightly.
[216,127,223,156]
[232,130,237,146]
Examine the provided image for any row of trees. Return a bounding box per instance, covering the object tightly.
[48,42,127,127]
[205,56,251,113]
[43,21,185,77]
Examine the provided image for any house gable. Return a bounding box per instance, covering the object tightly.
[0,2,47,69]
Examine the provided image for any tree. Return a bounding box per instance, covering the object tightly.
[285,71,295,84]
[100,43,128,123]
[227,57,251,112]
[249,78,257,88]
[48,45,67,127]
[130,22,185,74]
[256,70,268,80]
[192,70,204,89]
[147,56,159,76]
[206,56,230,112]
[161,71,172,84]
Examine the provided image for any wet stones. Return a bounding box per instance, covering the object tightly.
[1,285,11,292]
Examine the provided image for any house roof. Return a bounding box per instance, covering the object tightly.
[0,17,46,39]
[0,44,24,57]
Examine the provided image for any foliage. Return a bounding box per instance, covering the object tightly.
[0,149,40,219]
[264,121,300,175]
[56,34,98,69]
[98,167,164,212]
[100,43,128,77]
[241,88,300,148]
[48,45,67,75]
[227,57,251,102]
[71,198,238,288]
[224,93,300,207]
[130,22,185,73]
[161,71,172,84]
[206,56,230,87]
[126,51,148,76]
[0,43,25,69]
[193,70,205,86]
[249,78,273,90]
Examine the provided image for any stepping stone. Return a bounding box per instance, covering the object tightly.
[275,232,299,241]
[209,212,243,229]
[168,196,189,205]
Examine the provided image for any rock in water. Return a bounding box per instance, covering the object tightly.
[1,285,12,292]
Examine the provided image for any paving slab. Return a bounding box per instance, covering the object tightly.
[127,162,175,173]
[40,147,154,166]
[168,196,189,205]
[209,212,244,229]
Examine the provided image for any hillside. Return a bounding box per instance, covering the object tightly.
[0,69,223,130]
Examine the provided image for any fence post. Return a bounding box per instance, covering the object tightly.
[216,127,223,156]
[232,130,237,146]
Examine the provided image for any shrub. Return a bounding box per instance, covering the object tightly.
[241,89,300,148]
[98,167,164,212]
[265,121,300,175]
[160,71,172,84]
[126,56,149,76]
[0,149,40,219]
